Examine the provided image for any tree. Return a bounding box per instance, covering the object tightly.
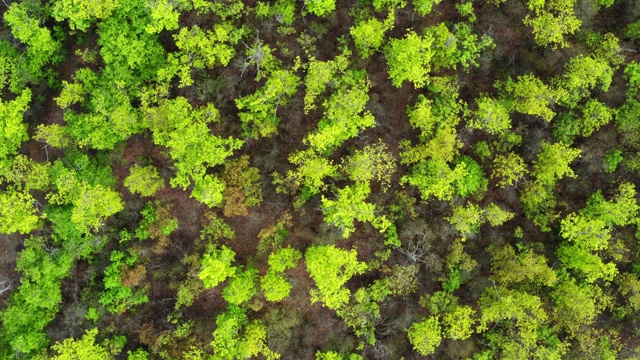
[477,286,549,358]
[321,183,390,238]
[504,75,559,122]
[341,140,396,190]
[489,244,557,286]
[350,13,394,59]
[484,203,514,227]
[407,316,442,356]
[442,305,476,340]
[385,31,434,88]
[99,251,148,314]
[532,141,581,186]
[447,203,483,238]
[579,99,614,137]
[305,245,368,309]
[555,55,614,109]
[304,0,336,16]
[523,0,581,49]
[236,69,300,138]
[199,246,238,289]
[145,97,243,191]
[124,164,164,197]
[50,328,114,360]
[220,156,262,217]
[402,159,467,201]
[0,189,41,234]
[52,0,120,31]
[0,89,31,159]
[469,96,511,135]
[222,268,258,305]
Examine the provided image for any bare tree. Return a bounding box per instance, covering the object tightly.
[0,275,13,296]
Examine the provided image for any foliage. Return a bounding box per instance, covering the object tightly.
[341,140,396,190]
[321,183,390,238]
[99,250,148,314]
[447,203,483,238]
[402,159,467,201]
[407,316,442,356]
[523,0,581,49]
[350,13,394,59]
[305,245,368,309]
[470,96,511,135]
[491,152,528,188]
[0,89,31,159]
[533,141,581,186]
[52,0,120,31]
[504,75,559,122]
[50,328,114,359]
[222,268,258,305]
[199,246,238,289]
[236,69,300,138]
[385,31,433,88]
[220,155,263,217]
[489,244,557,286]
[124,164,164,197]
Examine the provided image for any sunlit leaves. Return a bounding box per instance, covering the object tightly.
[124,165,164,197]
[385,31,433,88]
[0,89,31,159]
[407,316,442,356]
[199,246,237,289]
[305,245,367,309]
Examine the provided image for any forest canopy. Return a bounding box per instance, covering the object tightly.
[2,0,640,359]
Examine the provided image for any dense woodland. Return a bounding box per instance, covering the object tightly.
[2,0,640,358]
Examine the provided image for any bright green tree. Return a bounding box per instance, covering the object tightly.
[305,245,368,309]
[50,328,113,360]
[407,316,442,356]
[124,164,164,197]
[0,89,31,159]
[350,13,394,59]
[199,246,238,289]
[385,31,434,88]
[222,268,258,305]
[52,0,120,31]
[532,141,581,186]
[321,183,390,238]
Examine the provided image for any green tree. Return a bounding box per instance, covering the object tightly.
[99,251,148,314]
[0,189,42,234]
[304,0,336,16]
[50,328,113,360]
[350,13,394,59]
[523,0,581,49]
[124,164,164,197]
[385,31,434,88]
[222,268,258,305]
[448,203,483,239]
[555,55,613,109]
[442,305,476,340]
[407,316,442,356]
[199,246,238,289]
[579,99,614,137]
[0,89,31,159]
[52,0,120,31]
[489,244,557,286]
[402,159,467,201]
[504,75,559,122]
[484,203,514,227]
[305,245,368,309]
[341,140,396,190]
[469,96,511,135]
[532,141,581,186]
[236,69,300,138]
